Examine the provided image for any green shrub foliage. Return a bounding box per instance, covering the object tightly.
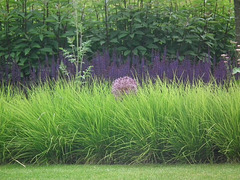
[0,0,236,76]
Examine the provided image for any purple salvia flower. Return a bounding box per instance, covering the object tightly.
[182,59,193,82]
[15,63,21,84]
[214,61,227,83]
[108,63,117,80]
[112,50,118,66]
[45,55,49,67]
[11,62,21,84]
[170,60,179,80]
[176,51,180,61]
[194,61,202,80]
[151,52,160,78]
[163,46,167,62]
[123,56,131,76]
[30,67,36,82]
[100,53,108,78]
[177,63,185,82]
[159,60,167,79]
[213,56,216,67]
[0,67,2,83]
[141,57,145,75]
[92,56,100,78]
[51,56,57,80]
[202,61,211,83]
[103,50,111,66]
[40,67,47,83]
[207,47,211,63]
[5,63,9,84]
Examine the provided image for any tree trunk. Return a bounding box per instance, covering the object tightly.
[234,0,240,44]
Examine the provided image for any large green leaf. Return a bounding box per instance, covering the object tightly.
[124,50,131,56]
[232,68,240,75]
[40,47,53,53]
[24,48,31,55]
[110,38,118,43]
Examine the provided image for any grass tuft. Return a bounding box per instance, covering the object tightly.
[0,79,240,164]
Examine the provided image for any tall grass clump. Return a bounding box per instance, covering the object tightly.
[0,78,240,165]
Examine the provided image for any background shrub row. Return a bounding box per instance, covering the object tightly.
[0,0,236,77]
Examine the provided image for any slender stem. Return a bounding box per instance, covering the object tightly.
[73,0,79,78]
[234,0,240,44]
[24,0,27,33]
[104,0,109,48]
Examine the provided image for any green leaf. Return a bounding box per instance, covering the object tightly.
[90,37,101,42]
[31,43,41,49]
[184,51,197,56]
[186,39,192,44]
[118,32,129,39]
[136,46,147,51]
[39,34,43,41]
[135,31,144,35]
[153,38,159,43]
[147,44,158,49]
[24,48,31,55]
[133,48,138,56]
[40,47,53,53]
[130,34,135,39]
[124,50,131,56]
[0,52,5,56]
[232,67,240,75]
[133,24,143,29]
[30,54,39,59]
[61,31,75,38]
[13,43,28,50]
[110,38,118,43]
[10,52,15,58]
[19,58,27,66]
[117,46,128,51]
[100,41,105,45]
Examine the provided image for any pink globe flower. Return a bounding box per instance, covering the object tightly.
[112,76,138,99]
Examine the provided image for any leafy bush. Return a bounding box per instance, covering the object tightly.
[0,0,236,77]
[88,6,235,60]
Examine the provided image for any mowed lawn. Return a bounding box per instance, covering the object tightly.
[0,164,240,180]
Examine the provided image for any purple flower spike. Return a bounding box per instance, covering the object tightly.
[112,76,138,99]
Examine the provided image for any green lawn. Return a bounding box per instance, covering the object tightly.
[0,164,240,180]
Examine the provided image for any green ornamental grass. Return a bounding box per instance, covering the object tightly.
[0,78,239,165]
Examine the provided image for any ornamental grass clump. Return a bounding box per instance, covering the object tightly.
[112,76,138,99]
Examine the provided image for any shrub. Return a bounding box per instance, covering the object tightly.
[0,0,235,75]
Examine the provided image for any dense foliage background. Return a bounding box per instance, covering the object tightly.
[0,0,237,82]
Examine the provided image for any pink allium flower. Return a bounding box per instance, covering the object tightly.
[112,76,138,99]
